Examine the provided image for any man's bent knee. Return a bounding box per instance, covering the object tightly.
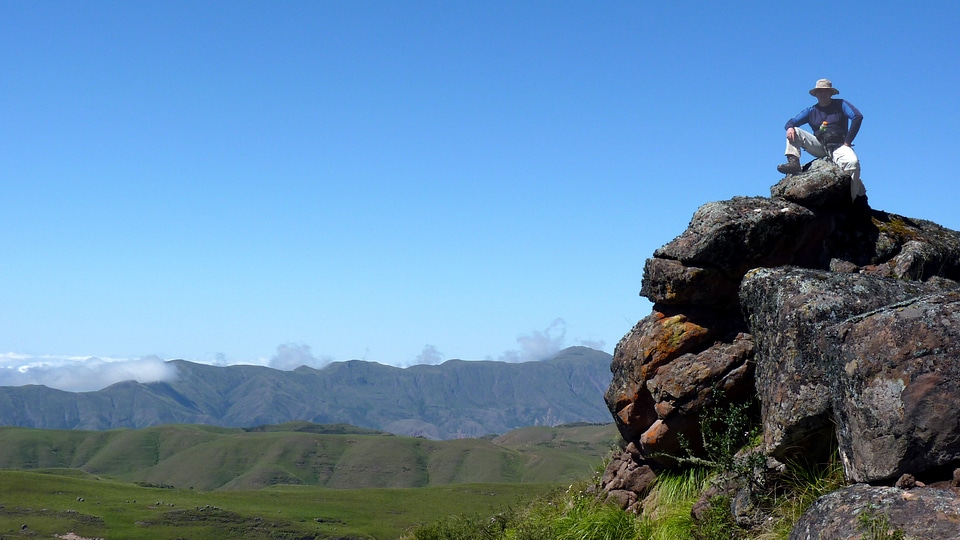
[832,147,859,170]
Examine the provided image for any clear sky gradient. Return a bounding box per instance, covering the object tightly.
[2,2,959,390]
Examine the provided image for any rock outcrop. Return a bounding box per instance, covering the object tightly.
[741,268,960,482]
[602,159,960,535]
[790,483,960,540]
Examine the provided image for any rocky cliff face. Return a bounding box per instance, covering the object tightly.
[602,159,960,536]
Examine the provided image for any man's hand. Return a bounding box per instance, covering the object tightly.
[786,127,796,142]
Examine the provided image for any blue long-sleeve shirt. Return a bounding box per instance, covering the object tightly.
[785,99,863,145]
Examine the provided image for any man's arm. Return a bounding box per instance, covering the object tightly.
[842,100,863,145]
[784,106,813,131]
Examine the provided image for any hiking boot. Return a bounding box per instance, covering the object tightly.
[777,155,801,174]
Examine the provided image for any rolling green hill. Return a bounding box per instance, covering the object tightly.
[0,346,613,438]
[0,469,558,540]
[0,422,619,490]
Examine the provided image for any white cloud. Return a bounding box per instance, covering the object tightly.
[415,344,444,366]
[0,342,337,393]
[268,343,332,371]
[499,318,568,363]
[212,353,230,366]
[0,353,178,392]
[578,338,607,351]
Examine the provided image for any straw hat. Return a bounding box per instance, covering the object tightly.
[809,79,840,96]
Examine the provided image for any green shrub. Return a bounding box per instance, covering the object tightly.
[670,388,763,481]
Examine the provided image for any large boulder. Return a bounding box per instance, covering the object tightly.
[739,266,952,469]
[790,483,960,540]
[831,290,960,482]
[650,196,824,285]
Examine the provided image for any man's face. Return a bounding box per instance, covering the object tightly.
[814,89,834,104]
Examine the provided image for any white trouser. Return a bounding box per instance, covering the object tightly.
[786,128,864,201]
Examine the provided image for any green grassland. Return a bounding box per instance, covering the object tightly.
[0,422,617,490]
[0,422,618,539]
[0,469,558,539]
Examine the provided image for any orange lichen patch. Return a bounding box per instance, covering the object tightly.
[654,400,675,419]
[639,419,670,453]
[616,402,636,426]
[612,387,659,439]
[639,415,701,461]
[638,312,712,379]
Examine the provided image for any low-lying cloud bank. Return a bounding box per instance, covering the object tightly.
[498,317,570,363]
[1,320,607,392]
[268,343,333,371]
[407,318,607,368]
[0,353,178,393]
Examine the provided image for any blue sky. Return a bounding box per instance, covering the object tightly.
[2,1,959,390]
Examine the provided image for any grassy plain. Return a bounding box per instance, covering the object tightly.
[0,423,617,538]
[0,422,617,490]
[0,469,559,539]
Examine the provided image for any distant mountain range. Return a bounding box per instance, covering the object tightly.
[0,346,613,438]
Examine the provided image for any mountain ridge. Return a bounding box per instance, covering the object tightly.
[0,346,612,439]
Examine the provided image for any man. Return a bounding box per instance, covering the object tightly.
[777,79,865,202]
